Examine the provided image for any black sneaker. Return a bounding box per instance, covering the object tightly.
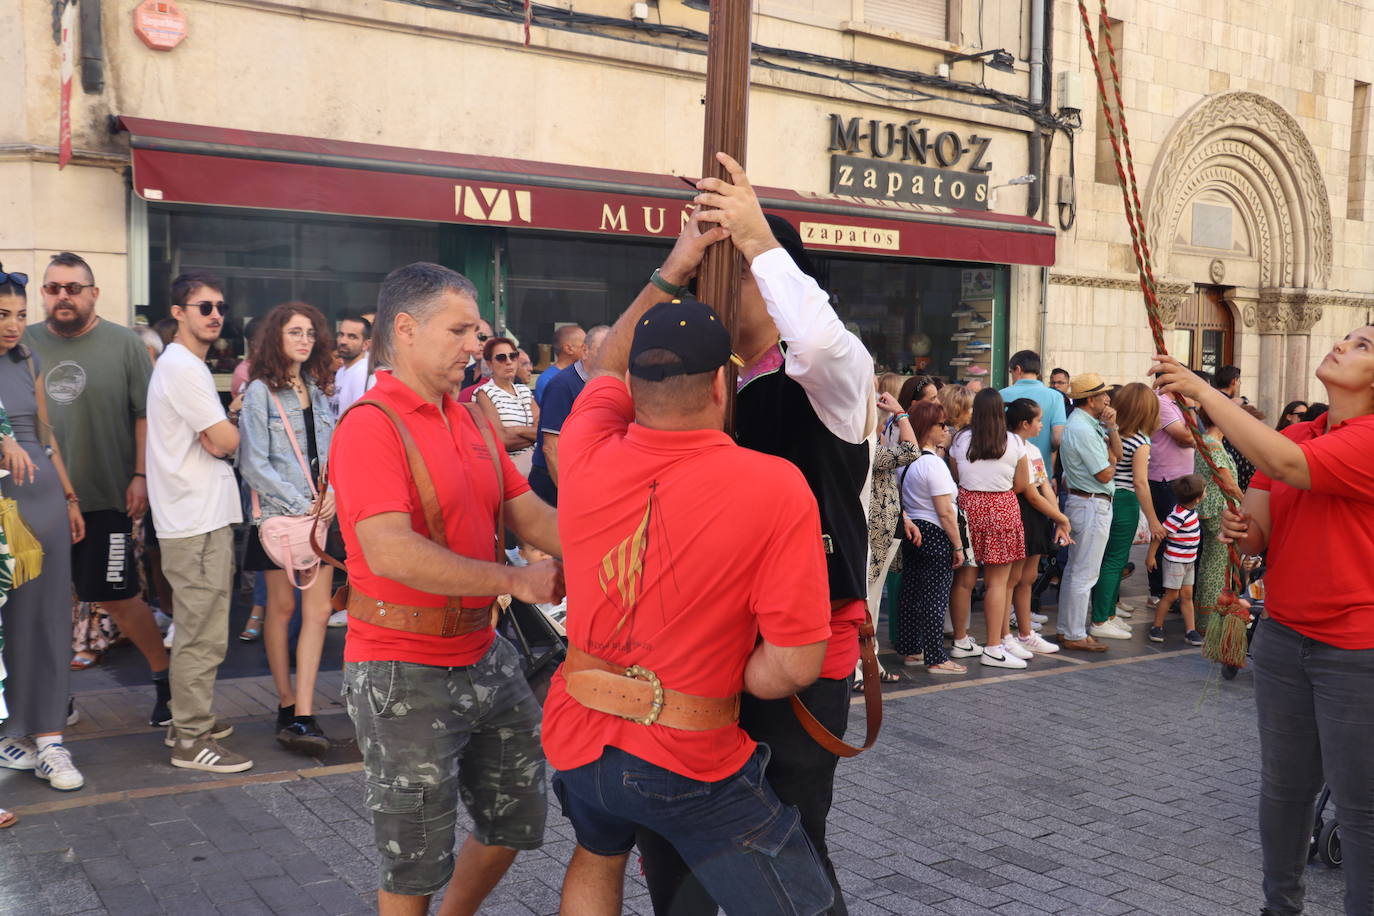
[276,704,296,730]
[1186,629,1204,647]
[277,716,329,757]
[150,678,172,727]
[1148,626,1165,643]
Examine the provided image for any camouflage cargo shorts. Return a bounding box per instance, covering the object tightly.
[342,634,547,896]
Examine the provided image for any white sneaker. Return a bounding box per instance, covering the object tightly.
[162,622,176,649]
[981,647,1028,669]
[0,736,37,770]
[1030,619,1044,631]
[949,636,983,658]
[1001,635,1035,661]
[327,610,349,628]
[35,744,84,791]
[1018,632,1061,654]
[1089,620,1133,640]
[1115,602,1134,618]
[1030,612,1049,624]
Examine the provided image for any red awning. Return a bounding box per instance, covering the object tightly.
[116,117,1055,266]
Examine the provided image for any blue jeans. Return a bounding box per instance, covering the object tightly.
[555,745,833,916]
[1252,618,1374,915]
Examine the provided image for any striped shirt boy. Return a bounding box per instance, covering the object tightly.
[1162,504,1202,564]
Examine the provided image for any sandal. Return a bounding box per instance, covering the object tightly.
[0,809,16,829]
[878,669,901,683]
[69,651,100,671]
[927,660,968,675]
[239,611,265,643]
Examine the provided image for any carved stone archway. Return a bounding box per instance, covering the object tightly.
[1145,91,1332,291]
[1145,92,1334,416]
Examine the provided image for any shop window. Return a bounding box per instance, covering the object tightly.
[145,206,473,377]
[1093,17,1125,185]
[864,0,949,41]
[818,255,1008,388]
[1349,81,1371,221]
[503,233,670,372]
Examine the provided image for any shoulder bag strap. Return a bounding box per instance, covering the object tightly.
[462,402,506,565]
[266,390,318,501]
[789,617,882,759]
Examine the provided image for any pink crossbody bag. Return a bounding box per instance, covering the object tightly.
[250,390,327,590]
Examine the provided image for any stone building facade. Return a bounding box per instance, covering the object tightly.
[3,0,1372,415]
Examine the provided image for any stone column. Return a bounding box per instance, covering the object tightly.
[1248,289,1289,422]
[1281,291,1323,406]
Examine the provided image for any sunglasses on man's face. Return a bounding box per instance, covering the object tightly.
[42,281,94,296]
[187,301,229,317]
[490,352,517,363]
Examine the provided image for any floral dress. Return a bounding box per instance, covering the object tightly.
[1194,433,1238,619]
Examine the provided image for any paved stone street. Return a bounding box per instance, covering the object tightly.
[0,649,1348,916]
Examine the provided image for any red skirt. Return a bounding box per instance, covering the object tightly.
[957,488,1026,565]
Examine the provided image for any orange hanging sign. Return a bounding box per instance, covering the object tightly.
[133,0,187,51]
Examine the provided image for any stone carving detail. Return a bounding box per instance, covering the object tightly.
[1209,259,1225,283]
[1249,290,1344,334]
[1144,92,1332,290]
[1049,273,1140,290]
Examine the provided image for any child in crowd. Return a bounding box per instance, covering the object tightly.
[1147,474,1207,646]
[1005,399,1071,655]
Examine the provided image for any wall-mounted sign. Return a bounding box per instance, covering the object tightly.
[830,155,989,210]
[134,0,188,51]
[826,114,992,210]
[799,222,900,251]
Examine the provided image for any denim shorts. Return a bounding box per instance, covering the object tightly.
[342,635,547,896]
[554,744,833,916]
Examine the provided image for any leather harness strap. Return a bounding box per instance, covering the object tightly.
[563,646,740,731]
[789,614,883,758]
[311,396,509,626]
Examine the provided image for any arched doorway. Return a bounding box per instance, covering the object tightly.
[1173,287,1234,375]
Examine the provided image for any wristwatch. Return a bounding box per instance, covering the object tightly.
[649,268,687,298]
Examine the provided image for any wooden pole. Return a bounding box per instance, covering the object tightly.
[698,0,751,432]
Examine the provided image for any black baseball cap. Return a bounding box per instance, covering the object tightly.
[628,297,732,381]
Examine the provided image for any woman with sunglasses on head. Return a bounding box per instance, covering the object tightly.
[238,302,337,757]
[0,266,88,791]
[1154,326,1374,916]
[475,336,539,476]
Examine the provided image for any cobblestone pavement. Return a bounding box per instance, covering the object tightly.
[0,651,1349,916]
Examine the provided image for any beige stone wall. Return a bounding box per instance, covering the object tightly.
[1046,0,1374,415]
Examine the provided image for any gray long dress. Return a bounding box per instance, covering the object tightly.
[0,350,72,736]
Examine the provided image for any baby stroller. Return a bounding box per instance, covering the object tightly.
[497,596,568,703]
[1221,564,1266,681]
[1310,786,1343,868]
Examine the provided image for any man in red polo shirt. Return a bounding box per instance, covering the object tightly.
[1153,327,1374,916]
[329,262,563,916]
[543,213,834,915]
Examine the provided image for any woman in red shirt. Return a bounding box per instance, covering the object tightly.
[1152,326,1374,916]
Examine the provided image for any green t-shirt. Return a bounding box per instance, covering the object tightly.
[25,320,153,512]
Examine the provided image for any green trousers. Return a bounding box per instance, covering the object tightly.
[1091,488,1139,624]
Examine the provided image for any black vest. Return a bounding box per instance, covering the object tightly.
[735,367,870,601]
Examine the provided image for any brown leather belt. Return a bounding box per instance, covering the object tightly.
[1068,488,1112,501]
[347,588,495,638]
[563,646,740,731]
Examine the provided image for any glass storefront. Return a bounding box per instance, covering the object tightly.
[143,205,1009,388]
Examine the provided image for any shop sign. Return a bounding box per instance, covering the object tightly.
[799,222,899,251]
[58,1,76,170]
[826,114,991,210]
[134,0,188,51]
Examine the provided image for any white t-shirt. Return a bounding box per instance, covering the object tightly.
[900,452,957,526]
[333,357,369,418]
[950,430,1024,492]
[147,343,243,539]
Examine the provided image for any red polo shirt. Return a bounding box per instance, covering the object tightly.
[1249,412,1374,649]
[541,377,832,782]
[330,371,530,666]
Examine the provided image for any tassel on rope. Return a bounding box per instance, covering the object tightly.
[1204,590,1252,668]
[0,498,43,588]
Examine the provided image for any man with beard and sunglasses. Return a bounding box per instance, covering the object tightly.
[147,271,249,772]
[24,252,172,726]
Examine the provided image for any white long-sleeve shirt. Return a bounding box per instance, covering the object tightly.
[748,247,874,444]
